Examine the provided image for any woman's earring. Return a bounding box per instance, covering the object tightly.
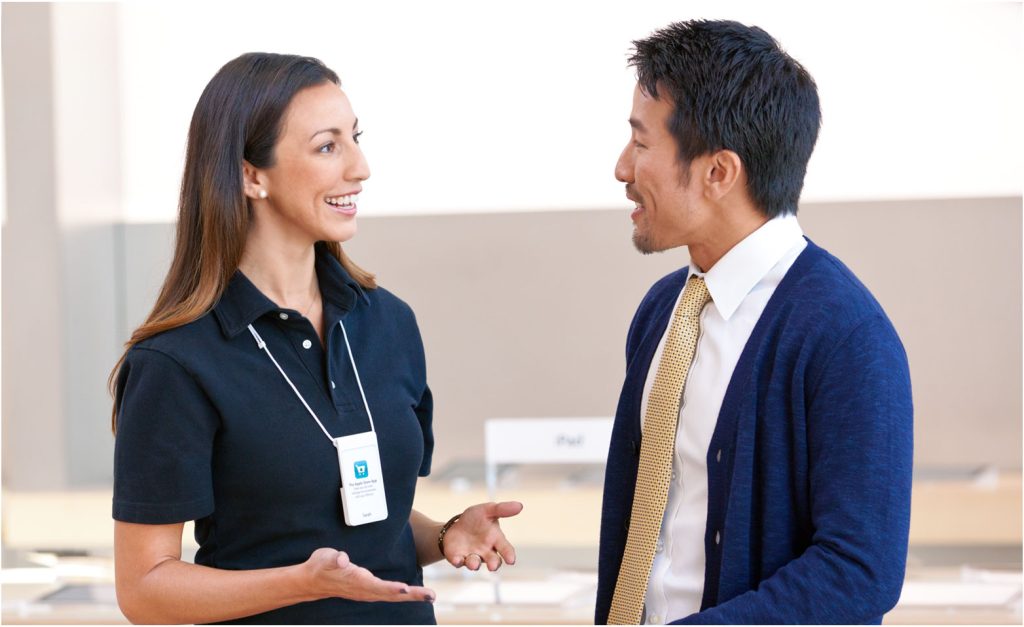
[258,190,268,199]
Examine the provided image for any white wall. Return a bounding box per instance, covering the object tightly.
[112,0,1020,221]
[0,8,5,226]
[52,3,121,226]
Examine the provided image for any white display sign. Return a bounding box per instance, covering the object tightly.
[484,417,614,465]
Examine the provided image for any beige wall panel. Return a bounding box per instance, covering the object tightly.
[338,197,1022,472]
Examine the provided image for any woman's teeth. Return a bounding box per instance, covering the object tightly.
[325,194,358,207]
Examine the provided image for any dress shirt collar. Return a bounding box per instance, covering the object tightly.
[688,213,804,321]
[214,242,368,339]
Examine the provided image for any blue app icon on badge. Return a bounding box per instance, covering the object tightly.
[354,461,369,479]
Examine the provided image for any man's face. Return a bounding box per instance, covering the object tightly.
[615,84,705,255]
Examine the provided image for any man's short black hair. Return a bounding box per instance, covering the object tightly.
[630,20,821,218]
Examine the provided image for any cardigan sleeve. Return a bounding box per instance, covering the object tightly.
[675,314,913,624]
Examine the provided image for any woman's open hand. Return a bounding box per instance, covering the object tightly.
[302,548,435,603]
[441,501,524,571]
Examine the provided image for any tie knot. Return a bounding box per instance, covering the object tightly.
[682,274,712,310]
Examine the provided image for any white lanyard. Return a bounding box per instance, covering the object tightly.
[246,320,376,445]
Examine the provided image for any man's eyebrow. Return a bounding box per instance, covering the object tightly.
[628,118,646,132]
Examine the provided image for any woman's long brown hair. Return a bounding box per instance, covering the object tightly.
[109,53,375,432]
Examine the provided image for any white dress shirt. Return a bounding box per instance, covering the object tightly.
[640,214,807,624]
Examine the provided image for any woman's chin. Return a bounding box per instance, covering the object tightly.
[325,221,358,243]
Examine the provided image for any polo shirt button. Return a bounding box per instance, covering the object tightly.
[656,538,664,553]
[279,312,289,320]
[302,339,312,349]
[716,449,722,463]
[671,471,677,481]
[649,614,661,624]
[715,530,721,545]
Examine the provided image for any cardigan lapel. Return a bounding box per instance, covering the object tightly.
[622,269,690,442]
[711,239,823,451]
[701,239,824,608]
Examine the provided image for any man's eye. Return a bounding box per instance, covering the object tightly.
[319,142,336,153]
[353,130,364,144]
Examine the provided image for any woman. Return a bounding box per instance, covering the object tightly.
[110,52,522,625]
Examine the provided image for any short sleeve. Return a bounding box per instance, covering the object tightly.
[403,303,434,478]
[112,347,219,523]
[415,384,434,477]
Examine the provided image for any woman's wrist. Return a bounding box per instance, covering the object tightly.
[288,560,324,604]
[436,513,462,559]
[410,509,449,566]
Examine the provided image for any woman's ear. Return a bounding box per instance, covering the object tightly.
[242,160,268,200]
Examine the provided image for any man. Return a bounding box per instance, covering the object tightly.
[597,20,912,625]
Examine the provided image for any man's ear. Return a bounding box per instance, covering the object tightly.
[242,160,268,200]
[703,149,744,201]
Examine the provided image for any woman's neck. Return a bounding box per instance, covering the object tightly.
[237,226,318,310]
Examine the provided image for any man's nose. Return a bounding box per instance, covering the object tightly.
[614,144,633,183]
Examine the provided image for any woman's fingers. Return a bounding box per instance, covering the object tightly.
[308,548,435,603]
[335,550,351,569]
[459,551,503,572]
[375,581,435,603]
[494,537,516,566]
[406,586,435,603]
[483,551,503,572]
[463,552,483,571]
[348,569,435,603]
[489,501,524,520]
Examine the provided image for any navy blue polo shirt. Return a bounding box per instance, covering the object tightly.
[113,243,435,625]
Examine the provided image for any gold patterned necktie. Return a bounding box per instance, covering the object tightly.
[608,274,712,625]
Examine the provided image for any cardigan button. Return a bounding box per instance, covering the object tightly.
[716,449,722,463]
[715,530,721,545]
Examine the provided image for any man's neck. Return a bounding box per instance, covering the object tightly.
[688,209,770,272]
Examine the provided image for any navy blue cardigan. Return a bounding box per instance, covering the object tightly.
[596,240,913,624]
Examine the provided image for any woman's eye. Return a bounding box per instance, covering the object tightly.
[318,142,336,153]
[353,130,363,144]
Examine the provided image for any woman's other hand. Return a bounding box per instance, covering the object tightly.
[302,548,435,603]
[442,501,524,571]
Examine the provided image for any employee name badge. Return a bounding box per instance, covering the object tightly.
[335,431,388,526]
